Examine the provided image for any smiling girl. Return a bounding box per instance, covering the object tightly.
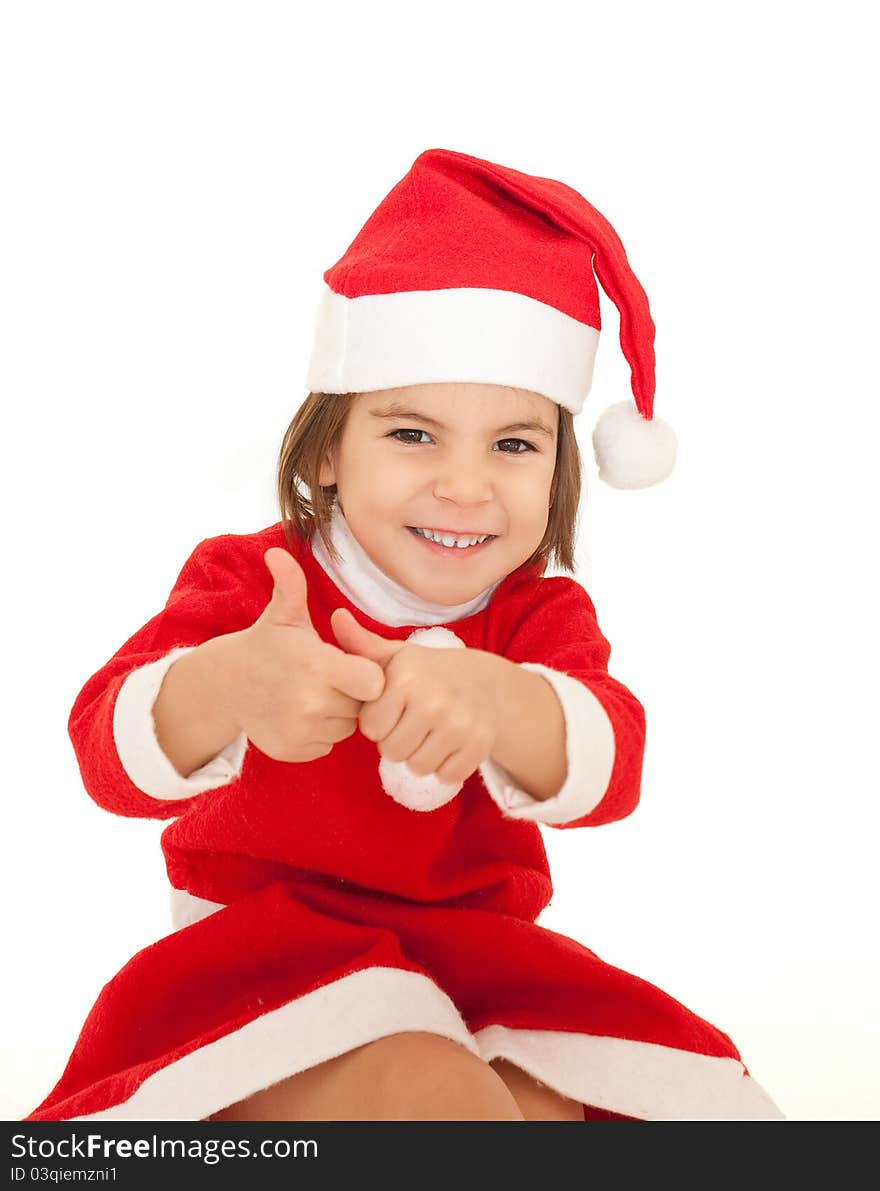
[23,147,782,1123]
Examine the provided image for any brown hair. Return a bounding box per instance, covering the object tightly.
[276,392,582,574]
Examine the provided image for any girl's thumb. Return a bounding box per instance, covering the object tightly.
[261,548,315,631]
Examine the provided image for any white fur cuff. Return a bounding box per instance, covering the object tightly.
[112,647,248,800]
[479,663,615,825]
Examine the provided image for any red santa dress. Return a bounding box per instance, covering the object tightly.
[22,506,783,1121]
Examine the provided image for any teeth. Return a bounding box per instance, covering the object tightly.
[413,527,490,548]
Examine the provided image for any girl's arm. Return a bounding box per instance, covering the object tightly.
[69,535,265,819]
[477,576,646,830]
[150,632,245,779]
[471,652,568,802]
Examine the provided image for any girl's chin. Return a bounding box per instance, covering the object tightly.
[403,574,492,605]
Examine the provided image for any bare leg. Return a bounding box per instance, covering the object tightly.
[489,1057,585,1121]
[207,1031,526,1122]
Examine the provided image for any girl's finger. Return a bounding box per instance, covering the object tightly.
[436,745,481,785]
[359,684,407,744]
[315,716,359,745]
[376,707,433,762]
[402,727,460,777]
[437,728,495,784]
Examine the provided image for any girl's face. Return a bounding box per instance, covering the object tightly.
[318,382,559,606]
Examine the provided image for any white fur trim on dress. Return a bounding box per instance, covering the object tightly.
[479,663,615,825]
[475,1025,784,1121]
[305,281,600,416]
[79,893,787,1123]
[112,647,248,800]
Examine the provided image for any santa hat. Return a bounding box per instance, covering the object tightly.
[306,147,676,490]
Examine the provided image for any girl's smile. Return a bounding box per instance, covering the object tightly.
[406,525,498,559]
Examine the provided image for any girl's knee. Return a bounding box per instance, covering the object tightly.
[366,1031,525,1121]
[205,1030,527,1122]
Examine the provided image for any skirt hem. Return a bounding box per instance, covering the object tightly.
[24,965,783,1123]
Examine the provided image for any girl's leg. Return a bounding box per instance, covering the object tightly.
[206,1030,526,1122]
[489,1057,586,1121]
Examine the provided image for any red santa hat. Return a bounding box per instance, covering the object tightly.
[305,146,677,489]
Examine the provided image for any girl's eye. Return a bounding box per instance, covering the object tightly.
[390,429,432,445]
[389,429,536,453]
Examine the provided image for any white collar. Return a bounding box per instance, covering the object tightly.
[310,503,502,626]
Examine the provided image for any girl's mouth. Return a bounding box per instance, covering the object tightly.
[406,526,497,558]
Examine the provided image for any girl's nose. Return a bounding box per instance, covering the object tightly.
[432,467,494,506]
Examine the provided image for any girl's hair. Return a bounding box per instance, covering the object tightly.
[276,392,581,574]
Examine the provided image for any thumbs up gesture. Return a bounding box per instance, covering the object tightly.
[330,607,501,788]
[231,548,386,763]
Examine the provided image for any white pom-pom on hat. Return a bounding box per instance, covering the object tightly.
[592,401,678,490]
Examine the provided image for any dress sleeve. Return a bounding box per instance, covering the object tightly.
[479,577,646,829]
[68,535,264,820]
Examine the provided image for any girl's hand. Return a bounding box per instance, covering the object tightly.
[330,607,501,785]
[231,549,386,763]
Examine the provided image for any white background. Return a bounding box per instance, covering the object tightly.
[2,1,877,1122]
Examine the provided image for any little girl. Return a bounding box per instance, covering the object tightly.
[23,147,782,1122]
